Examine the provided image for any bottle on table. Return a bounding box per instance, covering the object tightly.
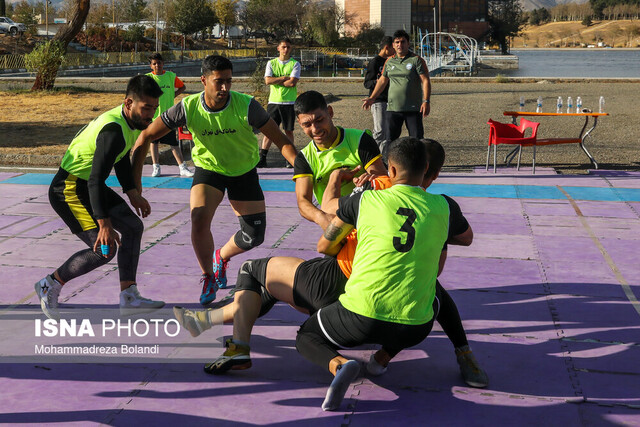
[536,96,543,113]
[567,96,573,114]
[576,96,583,113]
[556,96,563,114]
[519,96,525,112]
[599,96,605,113]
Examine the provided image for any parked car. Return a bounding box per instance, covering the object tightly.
[0,17,27,35]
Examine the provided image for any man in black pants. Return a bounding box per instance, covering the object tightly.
[362,29,431,141]
[296,137,447,410]
[34,75,165,319]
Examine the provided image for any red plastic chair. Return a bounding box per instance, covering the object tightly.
[177,126,194,161]
[486,118,540,174]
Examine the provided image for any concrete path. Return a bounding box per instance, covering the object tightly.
[1,166,639,426]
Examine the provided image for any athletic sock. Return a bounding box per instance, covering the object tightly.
[322,360,360,411]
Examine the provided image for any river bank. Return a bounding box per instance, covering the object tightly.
[1,79,638,173]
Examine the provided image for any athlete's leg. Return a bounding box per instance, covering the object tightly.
[263,256,305,308]
[150,141,161,165]
[218,198,266,260]
[108,199,144,291]
[171,145,186,164]
[190,183,225,275]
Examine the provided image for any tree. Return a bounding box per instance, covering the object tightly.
[487,0,526,54]
[582,16,593,27]
[0,0,6,17]
[303,2,349,46]
[13,0,38,32]
[169,0,216,36]
[123,0,148,23]
[32,0,89,90]
[239,0,306,42]
[213,0,237,40]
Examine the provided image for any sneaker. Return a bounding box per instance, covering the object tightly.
[151,164,161,177]
[199,273,219,305]
[203,338,251,374]
[34,275,62,320]
[455,345,489,388]
[179,163,194,177]
[119,284,165,316]
[256,157,267,168]
[213,249,228,289]
[173,306,211,337]
[366,353,388,376]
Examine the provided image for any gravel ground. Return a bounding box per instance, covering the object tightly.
[1,79,638,173]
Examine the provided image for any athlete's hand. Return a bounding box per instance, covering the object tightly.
[333,165,362,183]
[353,171,377,187]
[129,193,151,218]
[420,101,431,117]
[94,220,121,258]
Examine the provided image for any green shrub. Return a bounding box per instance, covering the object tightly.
[24,40,66,90]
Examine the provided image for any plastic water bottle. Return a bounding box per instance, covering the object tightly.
[536,96,543,113]
[599,96,605,113]
[519,96,525,112]
[567,96,573,114]
[576,96,582,113]
[556,96,563,114]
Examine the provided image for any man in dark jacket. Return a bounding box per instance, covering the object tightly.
[363,36,394,156]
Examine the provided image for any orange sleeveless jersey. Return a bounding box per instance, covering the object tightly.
[336,176,392,278]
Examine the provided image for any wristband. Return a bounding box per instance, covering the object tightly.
[423,99,430,104]
[100,244,110,256]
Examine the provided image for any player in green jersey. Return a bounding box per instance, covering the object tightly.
[132,55,297,306]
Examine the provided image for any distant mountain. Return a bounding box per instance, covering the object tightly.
[521,0,589,11]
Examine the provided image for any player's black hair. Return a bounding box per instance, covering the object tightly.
[148,52,163,62]
[125,74,163,100]
[294,90,328,117]
[387,137,427,178]
[379,36,393,50]
[392,29,410,42]
[423,139,445,179]
[201,55,233,76]
[279,37,292,45]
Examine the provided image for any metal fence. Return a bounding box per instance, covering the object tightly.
[0,46,352,71]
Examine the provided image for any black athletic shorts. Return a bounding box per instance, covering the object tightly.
[387,111,424,141]
[292,256,348,315]
[49,168,127,235]
[151,130,178,146]
[266,104,295,132]
[192,166,265,202]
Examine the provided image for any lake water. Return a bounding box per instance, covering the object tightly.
[482,49,640,78]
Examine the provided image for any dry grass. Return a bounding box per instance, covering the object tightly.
[514,20,640,48]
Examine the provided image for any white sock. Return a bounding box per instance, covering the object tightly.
[322,360,360,411]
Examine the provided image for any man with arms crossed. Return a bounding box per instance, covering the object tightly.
[133,55,297,306]
[258,38,300,168]
[35,75,165,319]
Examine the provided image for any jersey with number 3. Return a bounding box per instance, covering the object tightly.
[336,184,449,325]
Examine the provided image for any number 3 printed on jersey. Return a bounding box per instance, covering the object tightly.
[393,208,416,252]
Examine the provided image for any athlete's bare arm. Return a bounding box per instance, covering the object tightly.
[317,216,354,256]
[131,118,172,190]
[259,118,297,166]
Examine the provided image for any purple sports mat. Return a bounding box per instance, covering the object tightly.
[1,166,639,426]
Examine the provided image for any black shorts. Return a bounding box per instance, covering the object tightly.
[192,167,265,202]
[292,256,348,315]
[151,130,178,146]
[48,168,127,235]
[266,104,295,132]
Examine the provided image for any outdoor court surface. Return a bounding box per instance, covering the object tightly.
[1,165,639,426]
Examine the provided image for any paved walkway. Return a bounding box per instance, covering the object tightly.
[1,166,639,426]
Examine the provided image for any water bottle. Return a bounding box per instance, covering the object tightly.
[519,96,525,112]
[556,96,563,114]
[576,96,582,113]
[599,96,605,113]
[567,96,573,114]
[536,96,543,113]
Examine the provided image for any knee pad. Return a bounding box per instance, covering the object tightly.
[234,212,266,250]
[235,257,271,294]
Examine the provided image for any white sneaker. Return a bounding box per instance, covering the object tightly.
[151,164,161,177]
[34,275,62,320]
[179,163,194,177]
[119,284,165,316]
[366,353,388,376]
